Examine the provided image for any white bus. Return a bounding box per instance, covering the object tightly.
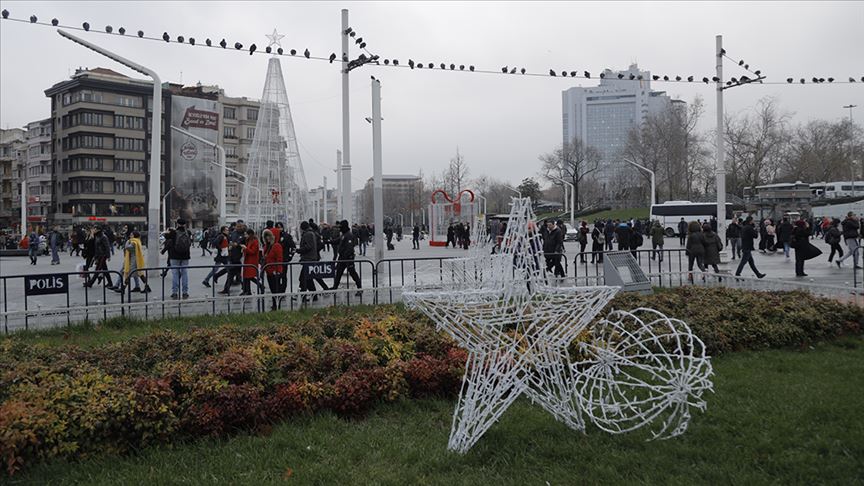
[651,200,734,237]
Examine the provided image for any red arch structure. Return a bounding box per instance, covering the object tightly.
[429,189,476,246]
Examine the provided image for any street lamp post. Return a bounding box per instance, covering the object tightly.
[58,29,162,270]
[169,126,226,225]
[844,104,858,197]
[504,185,522,198]
[623,160,656,209]
[162,186,176,233]
[550,177,575,228]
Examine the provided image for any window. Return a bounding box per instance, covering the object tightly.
[63,157,105,172]
[246,127,255,139]
[113,159,145,172]
[113,180,145,194]
[63,179,107,194]
[114,137,144,152]
[247,108,258,121]
[224,126,236,138]
[226,183,239,198]
[224,107,236,119]
[225,145,237,157]
[62,134,105,150]
[114,115,144,130]
[62,112,107,128]
[116,95,142,108]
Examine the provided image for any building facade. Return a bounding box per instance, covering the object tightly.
[220,94,260,220]
[44,67,167,232]
[562,64,680,193]
[0,128,27,230]
[24,119,53,229]
[362,174,424,228]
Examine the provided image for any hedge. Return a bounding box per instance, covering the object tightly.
[1,288,862,476]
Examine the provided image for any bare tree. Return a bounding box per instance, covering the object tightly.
[777,118,864,183]
[445,148,470,195]
[724,97,791,195]
[540,137,601,210]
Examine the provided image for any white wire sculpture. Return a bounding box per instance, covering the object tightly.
[403,197,713,454]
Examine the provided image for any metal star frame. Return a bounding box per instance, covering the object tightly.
[403,198,713,453]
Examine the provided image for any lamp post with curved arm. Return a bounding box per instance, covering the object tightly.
[550,177,575,228]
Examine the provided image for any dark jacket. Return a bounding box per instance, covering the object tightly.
[841,218,860,240]
[686,231,706,256]
[791,226,810,250]
[94,233,111,258]
[543,227,564,254]
[337,230,356,260]
[726,222,741,239]
[615,224,631,248]
[166,228,191,260]
[650,224,665,246]
[227,229,245,263]
[776,222,794,244]
[702,231,722,265]
[677,220,688,235]
[741,223,758,252]
[298,229,317,262]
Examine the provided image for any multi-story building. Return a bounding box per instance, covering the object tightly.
[220,94,260,220]
[24,119,52,229]
[743,181,813,221]
[44,67,168,232]
[562,63,681,194]
[362,174,424,228]
[0,128,27,230]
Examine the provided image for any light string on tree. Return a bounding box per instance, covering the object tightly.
[1,10,861,85]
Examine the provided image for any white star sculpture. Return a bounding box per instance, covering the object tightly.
[403,197,713,454]
[266,28,285,50]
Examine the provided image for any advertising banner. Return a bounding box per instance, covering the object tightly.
[170,95,220,227]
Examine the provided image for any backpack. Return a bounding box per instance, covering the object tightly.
[596,232,606,244]
[633,233,644,248]
[174,230,192,254]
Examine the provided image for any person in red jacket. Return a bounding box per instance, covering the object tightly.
[262,229,284,310]
[240,228,260,296]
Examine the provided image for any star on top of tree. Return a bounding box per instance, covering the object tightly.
[266,29,285,49]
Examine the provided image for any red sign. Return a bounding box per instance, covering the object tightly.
[26,216,45,222]
[87,217,107,222]
[180,106,219,130]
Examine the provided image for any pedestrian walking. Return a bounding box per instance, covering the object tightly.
[590,221,605,263]
[578,221,589,263]
[735,217,766,278]
[412,224,420,250]
[332,220,363,296]
[49,228,61,265]
[543,220,565,279]
[685,221,707,273]
[726,218,742,260]
[650,220,665,262]
[262,229,284,310]
[825,218,844,262]
[677,218,688,246]
[217,221,246,295]
[240,228,260,296]
[203,226,229,288]
[776,217,794,259]
[701,223,722,273]
[792,220,821,277]
[835,212,861,269]
[84,227,112,287]
[120,231,150,293]
[163,218,192,299]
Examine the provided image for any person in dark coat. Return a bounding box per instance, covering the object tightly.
[776,217,794,259]
[615,222,631,252]
[726,218,742,260]
[412,224,420,250]
[677,218,688,245]
[685,221,706,273]
[792,220,821,277]
[701,223,722,273]
[543,220,565,278]
[332,220,362,295]
[604,220,615,251]
[825,218,844,262]
[836,212,861,269]
[590,221,605,264]
[735,216,765,278]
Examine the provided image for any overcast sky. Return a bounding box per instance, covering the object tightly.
[1,1,862,191]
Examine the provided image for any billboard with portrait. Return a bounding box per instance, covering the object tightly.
[170,95,220,227]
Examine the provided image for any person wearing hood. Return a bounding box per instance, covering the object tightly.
[590,221,605,264]
[650,220,665,262]
[332,220,363,296]
[615,221,631,252]
[685,221,706,273]
[27,231,39,265]
[701,223,723,273]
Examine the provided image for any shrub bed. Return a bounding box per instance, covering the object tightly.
[1,288,862,475]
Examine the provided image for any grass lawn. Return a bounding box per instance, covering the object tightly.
[10,336,864,485]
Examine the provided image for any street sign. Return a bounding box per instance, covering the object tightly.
[24,274,69,296]
[305,261,335,278]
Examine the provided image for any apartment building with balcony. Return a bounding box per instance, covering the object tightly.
[24,118,53,228]
[0,128,26,230]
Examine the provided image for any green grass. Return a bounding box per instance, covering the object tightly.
[10,337,864,485]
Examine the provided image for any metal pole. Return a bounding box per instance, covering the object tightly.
[322,176,328,223]
[715,34,728,259]
[844,105,857,196]
[162,187,175,233]
[20,164,26,235]
[336,149,342,219]
[623,161,655,208]
[341,9,353,224]
[372,78,384,263]
[58,29,163,270]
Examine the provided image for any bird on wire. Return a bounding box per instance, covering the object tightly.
[189,37,195,45]
[177,35,184,43]
[304,49,310,58]
[469,65,475,71]
[329,53,337,63]
[520,68,526,74]
[83,22,90,31]
[220,39,227,48]
[52,18,59,26]
[290,49,296,55]
[138,30,144,38]
[105,25,113,33]
[163,32,170,42]
[234,42,242,50]
[584,71,590,78]
[249,44,256,55]
[118,26,125,34]
[29,14,36,23]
